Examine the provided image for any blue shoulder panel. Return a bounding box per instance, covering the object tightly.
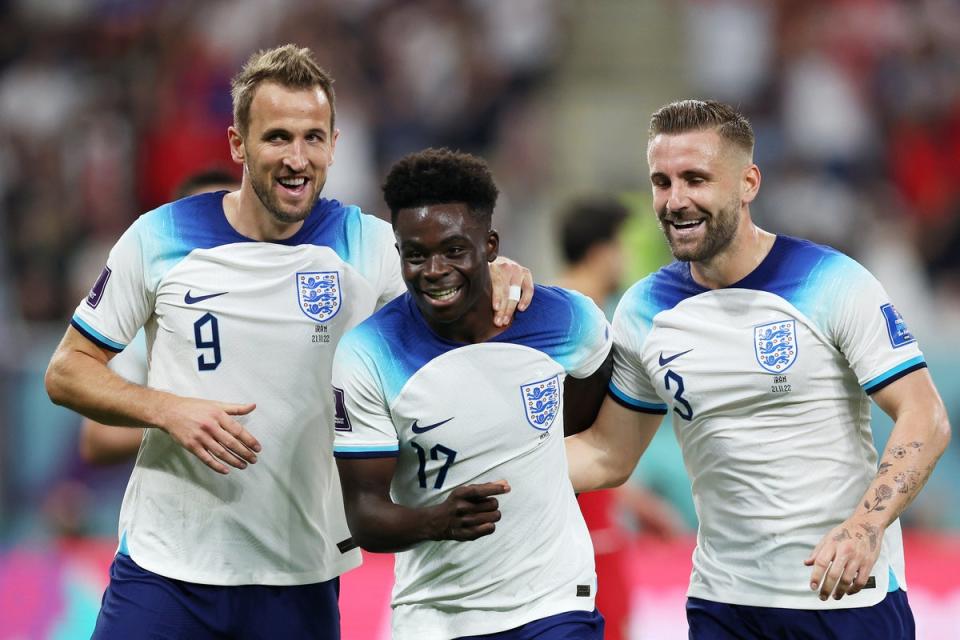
[339,295,451,404]
[490,285,599,371]
[618,261,705,329]
[138,194,372,284]
[343,284,606,404]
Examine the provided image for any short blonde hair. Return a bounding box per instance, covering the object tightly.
[231,44,336,136]
[649,99,754,156]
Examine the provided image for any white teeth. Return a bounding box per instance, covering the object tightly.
[673,220,703,228]
[279,177,306,187]
[426,287,460,301]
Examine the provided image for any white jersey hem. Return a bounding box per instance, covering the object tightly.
[686,580,889,610]
[127,548,362,587]
[392,596,595,640]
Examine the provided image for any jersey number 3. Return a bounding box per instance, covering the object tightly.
[194,313,221,371]
[664,370,693,421]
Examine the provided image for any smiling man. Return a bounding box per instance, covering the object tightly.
[566,100,951,639]
[332,148,612,639]
[45,46,532,639]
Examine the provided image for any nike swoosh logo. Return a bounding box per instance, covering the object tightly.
[184,290,228,305]
[658,349,693,366]
[411,417,454,434]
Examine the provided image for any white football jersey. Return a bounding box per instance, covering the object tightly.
[332,286,611,639]
[611,235,924,609]
[72,192,405,585]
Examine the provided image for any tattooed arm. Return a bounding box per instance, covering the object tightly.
[805,368,951,601]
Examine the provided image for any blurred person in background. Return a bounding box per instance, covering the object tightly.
[566,99,951,639]
[555,195,687,640]
[334,148,610,639]
[44,44,531,640]
[78,169,240,466]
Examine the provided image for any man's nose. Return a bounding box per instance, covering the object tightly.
[423,254,449,279]
[666,183,689,212]
[284,140,308,172]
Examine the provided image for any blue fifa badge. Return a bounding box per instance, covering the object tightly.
[881,303,915,348]
[297,271,341,322]
[521,375,561,431]
[754,319,798,373]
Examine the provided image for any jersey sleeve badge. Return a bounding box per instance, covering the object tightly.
[880,303,916,348]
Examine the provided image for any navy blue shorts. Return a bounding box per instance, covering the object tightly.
[456,609,604,639]
[92,553,340,639]
[686,589,915,640]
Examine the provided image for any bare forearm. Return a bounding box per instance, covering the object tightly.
[852,410,950,531]
[566,398,662,493]
[345,496,446,553]
[566,430,630,492]
[46,348,169,428]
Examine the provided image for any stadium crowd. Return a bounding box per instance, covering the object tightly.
[1,0,959,638]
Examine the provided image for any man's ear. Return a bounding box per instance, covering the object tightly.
[228,125,244,165]
[487,230,500,263]
[741,163,761,205]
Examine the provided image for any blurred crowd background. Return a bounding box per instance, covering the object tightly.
[1,0,959,638]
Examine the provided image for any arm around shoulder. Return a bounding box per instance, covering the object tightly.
[565,395,663,493]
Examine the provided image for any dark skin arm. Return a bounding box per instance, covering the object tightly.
[563,352,614,436]
[336,456,510,553]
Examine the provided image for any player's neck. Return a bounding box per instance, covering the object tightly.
[689,220,775,290]
[421,292,506,345]
[222,189,305,242]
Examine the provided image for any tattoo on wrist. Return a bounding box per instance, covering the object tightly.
[863,484,893,513]
[878,462,892,475]
[855,522,879,551]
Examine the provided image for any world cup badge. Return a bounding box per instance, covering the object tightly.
[753,319,798,373]
[520,375,561,431]
[297,271,341,322]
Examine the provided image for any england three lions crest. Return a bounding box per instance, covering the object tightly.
[521,375,560,431]
[297,271,341,322]
[754,319,798,373]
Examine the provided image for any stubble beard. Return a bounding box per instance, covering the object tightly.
[247,160,322,225]
[661,197,741,263]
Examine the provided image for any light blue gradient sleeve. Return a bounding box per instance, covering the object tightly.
[71,208,167,351]
[789,250,925,394]
[609,279,669,412]
[331,324,401,458]
[556,288,612,379]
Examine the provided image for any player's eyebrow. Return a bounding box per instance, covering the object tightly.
[261,127,291,140]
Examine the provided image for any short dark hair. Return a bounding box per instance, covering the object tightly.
[382,148,499,227]
[175,169,239,199]
[559,196,629,264]
[649,99,754,156]
[231,44,336,136]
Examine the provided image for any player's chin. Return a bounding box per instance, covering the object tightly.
[270,203,314,224]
